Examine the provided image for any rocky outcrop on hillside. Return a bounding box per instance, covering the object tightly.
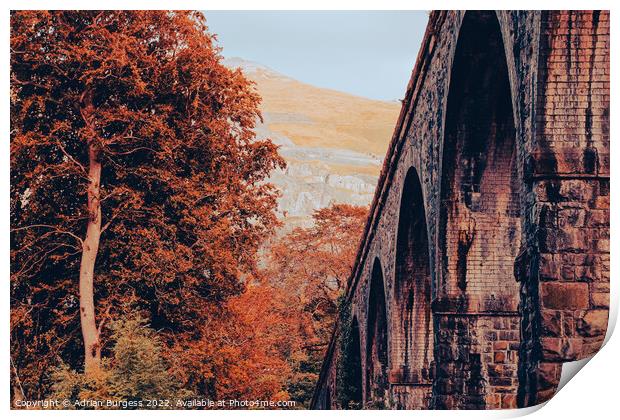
[224,57,399,229]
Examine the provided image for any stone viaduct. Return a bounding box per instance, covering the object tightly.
[311,10,609,410]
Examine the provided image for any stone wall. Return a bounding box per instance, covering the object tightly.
[517,10,610,406]
[311,10,609,410]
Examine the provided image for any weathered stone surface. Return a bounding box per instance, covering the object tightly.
[591,292,609,308]
[540,283,589,310]
[537,362,561,389]
[576,310,609,337]
[311,10,609,411]
[541,337,584,361]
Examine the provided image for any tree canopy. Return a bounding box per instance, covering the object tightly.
[264,204,368,406]
[11,10,284,400]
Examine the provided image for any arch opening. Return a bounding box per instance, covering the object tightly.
[365,258,388,407]
[392,167,433,390]
[439,11,521,302]
[340,317,363,409]
[434,11,521,410]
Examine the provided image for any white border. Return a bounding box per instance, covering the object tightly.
[2,2,617,419]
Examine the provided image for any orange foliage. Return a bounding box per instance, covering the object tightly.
[11,10,284,401]
[171,283,296,403]
[11,9,368,408]
[263,204,369,406]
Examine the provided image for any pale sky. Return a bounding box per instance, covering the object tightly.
[203,11,428,101]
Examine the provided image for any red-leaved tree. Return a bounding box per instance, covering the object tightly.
[264,204,369,406]
[11,10,284,399]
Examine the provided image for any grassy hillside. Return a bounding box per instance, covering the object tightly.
[224,58,402,224]
[250,66,401,160]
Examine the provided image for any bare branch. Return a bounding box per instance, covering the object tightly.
[11,224,84,247]
[55,138,87,175]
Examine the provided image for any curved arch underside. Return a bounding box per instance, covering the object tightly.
[391,167,433,409]
[342,318,363,409]
[434,11,521,410]
[439,11,521,303]
[365,259,388,407]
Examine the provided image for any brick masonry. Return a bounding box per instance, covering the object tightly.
[311,10,609,410]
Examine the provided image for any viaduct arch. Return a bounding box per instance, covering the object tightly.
[311,10,609,410]
[365,258,388,407]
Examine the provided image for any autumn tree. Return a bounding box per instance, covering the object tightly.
[11,10,284,400]
[177,280,296,404]
[263,204,368,407]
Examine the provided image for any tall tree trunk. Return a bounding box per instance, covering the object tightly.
[79,141,102,374]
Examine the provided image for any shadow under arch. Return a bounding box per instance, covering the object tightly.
[340,316,363,409]
[434,11,522,410]
[391,166,433,409]
[365,258,389,407]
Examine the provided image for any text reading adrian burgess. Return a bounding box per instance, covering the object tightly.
[14,398,298,409]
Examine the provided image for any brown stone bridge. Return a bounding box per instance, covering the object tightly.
[310,10,609,410]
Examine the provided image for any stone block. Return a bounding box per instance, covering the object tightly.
[591,292,609,308]
[576,310,608,337]
[541,310,562,336]
[494,352,506,363]
[540,282,589,310]
[541,337,583,361]
[493,341,508,351]
[537,362,560,389]
[501,394,517,408]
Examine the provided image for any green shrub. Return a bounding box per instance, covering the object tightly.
[49,316,191,409]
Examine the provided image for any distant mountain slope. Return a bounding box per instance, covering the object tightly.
[225,57,400,157]
[224,57,401,227]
